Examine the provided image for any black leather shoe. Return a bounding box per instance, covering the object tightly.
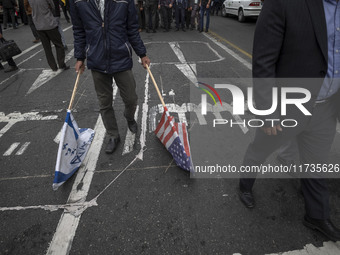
[105,136,120,154]
[303,215,340,241]
[239,189,255,208]
[60,65,70,71]
[127,120,138,134]
[4,66,18,73]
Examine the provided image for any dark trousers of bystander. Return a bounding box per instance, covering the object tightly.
[37,27,66,70]
[27,14,39,40]
[91,70,138,138]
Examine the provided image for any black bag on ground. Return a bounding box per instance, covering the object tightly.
[0,38,22,61]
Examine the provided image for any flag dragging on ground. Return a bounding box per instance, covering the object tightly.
[155,107,194,172]
[53,110,95,190]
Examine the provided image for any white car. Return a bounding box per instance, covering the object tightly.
[221,0,263,22]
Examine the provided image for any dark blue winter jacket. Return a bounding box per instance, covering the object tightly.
[69,0,147,74]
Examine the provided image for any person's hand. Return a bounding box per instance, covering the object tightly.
[261,125,282,136]
[140,56,151,69]
[169,3,172,8]
[140,6,143,10]
[158,4,160,9]
[75,60,85,74]
[206,3,209,8]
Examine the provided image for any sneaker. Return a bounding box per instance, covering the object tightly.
[4,66,18,73]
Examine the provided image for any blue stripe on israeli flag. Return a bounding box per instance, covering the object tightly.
[53,110,95,190]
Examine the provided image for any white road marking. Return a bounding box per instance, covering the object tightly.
[0,111,58,139]
[3,142,20,156]
[15,142,31,155]
[169,42,186,63]
[203,32,252,70]
[122,105,140,155]
[138,71,150,161]
[264,241,340,255]
[144,41,225,65]
[26,49,75,95]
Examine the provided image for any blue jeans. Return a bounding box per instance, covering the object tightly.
[200,5,210,31]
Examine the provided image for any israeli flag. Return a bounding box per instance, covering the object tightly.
[53,110,95,190]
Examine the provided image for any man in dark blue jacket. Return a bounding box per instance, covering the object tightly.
[70,0,150,154]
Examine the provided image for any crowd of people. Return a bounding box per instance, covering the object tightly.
[135,0,223,32]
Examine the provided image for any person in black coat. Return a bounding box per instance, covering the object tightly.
[239,0,340,241]
[1,0,17,29]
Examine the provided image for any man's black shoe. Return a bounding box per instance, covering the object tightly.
[60,65,70,71]
[205,29,209,32]
[303,215,340,241]
[105,136,120,154]
[239,189,255,208]
[175,28,179,31]
[127,120,138,134]
[182,28,186,32]
[153,29,157,33]
[4,66,18,73]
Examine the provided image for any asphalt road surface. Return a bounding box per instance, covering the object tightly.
[0,14,340,255]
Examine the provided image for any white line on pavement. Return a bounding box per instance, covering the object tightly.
[3,142,20,156]
[138,71,150,160]
[122,105,140,155]
[203,32,252,70]
[15,142,31,155]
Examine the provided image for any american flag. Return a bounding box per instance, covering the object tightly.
[155,107,194,171]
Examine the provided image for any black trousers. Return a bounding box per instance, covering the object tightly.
[160,6,172,30]
[240,98,338,220]
[37,27,65,70]
[91,70,138,138]
[27,15,39,39]
[145,3,158,30]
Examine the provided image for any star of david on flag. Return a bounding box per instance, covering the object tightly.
[53,110,95,190]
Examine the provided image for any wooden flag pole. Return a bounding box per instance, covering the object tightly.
[146,65,166,108]
[68,71,81,110]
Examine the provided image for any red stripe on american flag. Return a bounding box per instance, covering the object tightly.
[182,123,190,157]
[162,125,177,146]
[155,110,167,135]
[159,115,171,141]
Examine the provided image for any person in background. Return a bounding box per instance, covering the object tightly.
[189,0,200,30]
[53,0,68,51]
[144,0,158,33]
[1,0,17,29]
[158,0,173,32]
[59,0,71,23]
[199,0,210,32]
[18,0,28,25]
[0,24,18,73]
[24,0,40,43]
[175,0,187,31]
[135,0,143,32]
[238,0,340,241]
[28,0,69,71]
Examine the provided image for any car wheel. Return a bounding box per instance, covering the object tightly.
[238,8,246,22]
[221,5,227,17]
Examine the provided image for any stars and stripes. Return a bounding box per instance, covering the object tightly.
[154,107,194,171]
